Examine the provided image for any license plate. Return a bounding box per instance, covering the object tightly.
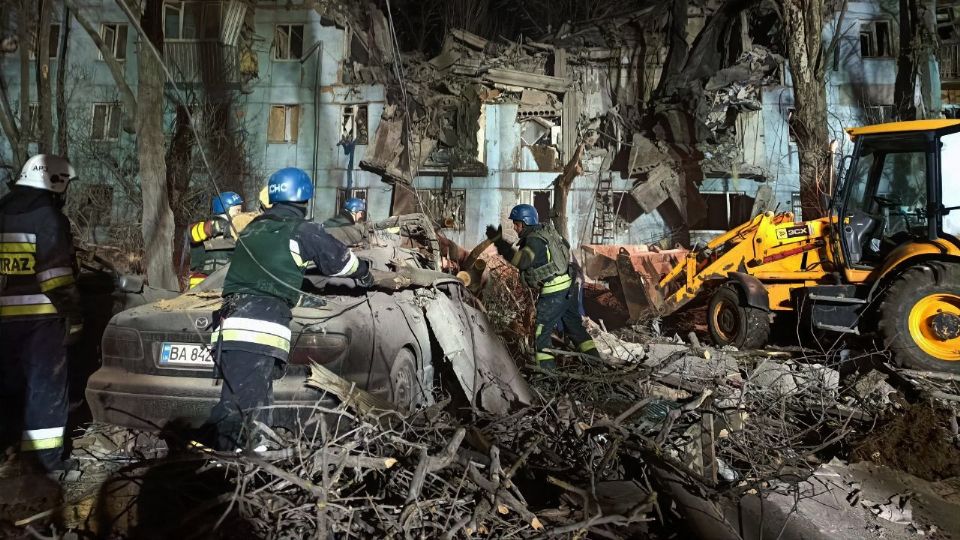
[160,342,214,367]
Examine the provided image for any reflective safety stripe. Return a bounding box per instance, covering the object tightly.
[535,352,555,363]
[0,294,57,316]
[289,239,304,268]
[21,427,64,451]
[540,273,572,294]
[0,242,37,253]
[190,222,207,243]
[211,317,292,351]
[36,266,73,282]
[38,267,75,292]
[210,329,290,352]
[0,232,37,243]
[578,339,597,353]
[330,251,359,277]
[219,317,292,339]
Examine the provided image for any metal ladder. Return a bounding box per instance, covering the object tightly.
[591,175,616,244]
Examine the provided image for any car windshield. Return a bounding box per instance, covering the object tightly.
[842,133,930,263]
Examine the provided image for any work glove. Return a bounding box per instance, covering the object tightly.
[64,317,84,346]
[485,224,502,241]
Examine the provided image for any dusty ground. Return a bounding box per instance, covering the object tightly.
[853,402,960,481]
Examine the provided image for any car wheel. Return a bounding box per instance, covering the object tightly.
[389,348,422,410]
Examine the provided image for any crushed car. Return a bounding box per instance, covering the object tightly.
[85,214,532,431]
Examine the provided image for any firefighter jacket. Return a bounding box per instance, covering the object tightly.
[189,217,235,275]
[495,223,573,295]
[0,186,81,321]
[211,203,371,360]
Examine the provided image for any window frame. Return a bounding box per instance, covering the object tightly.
[860,19,894,59]
[273,24,305,61]
[266,104,300,144]
[340,104,369,145]
[162,1,222,42]
[90,102,122,142]
[98,23,128,62]
[691,191,754,233]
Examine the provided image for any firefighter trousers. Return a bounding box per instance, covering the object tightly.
[534,287,598,366]
[0,318,68,470]
[207,349,276,451]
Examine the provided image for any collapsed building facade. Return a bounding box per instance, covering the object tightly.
[0,0,944,253]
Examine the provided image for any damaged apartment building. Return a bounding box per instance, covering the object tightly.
[362,0,944,250]
[0,0,946,252]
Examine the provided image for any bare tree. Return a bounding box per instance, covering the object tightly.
[35,0,53,152]
[16,0,30,164]
[56,3,70,156]
[780,0,846,220]
[126,0,178,289]
[894,0,936,120]
[64,0,137,133]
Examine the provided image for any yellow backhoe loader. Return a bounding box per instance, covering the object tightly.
[651,120,960,373]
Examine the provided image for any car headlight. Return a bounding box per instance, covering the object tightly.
[102,325,143,360]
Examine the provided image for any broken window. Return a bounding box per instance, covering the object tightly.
[267,105,299,143]
[335,188,367,214]
[416,189,466,229]
[860,20,893,58]
[163,2,221,40]
[697,192,755,231]
[340,104,369,145]
[518,116,562,172]
[91,102,122,141]
[99,23,128,61]
[611,191,643,225]
[519,190,553,221]
[274,24,304,60]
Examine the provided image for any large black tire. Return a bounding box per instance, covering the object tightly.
[389,348,424,410]
[707,284,772,349]
[878,262,960,374]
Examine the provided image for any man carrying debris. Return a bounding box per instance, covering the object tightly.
[323,197,366,228]
[0,154,81,473]
[186,188,272,288]
[206,167,375,451]
[487,204,598,369]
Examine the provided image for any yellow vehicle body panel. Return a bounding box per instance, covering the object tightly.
[846,119,960,138]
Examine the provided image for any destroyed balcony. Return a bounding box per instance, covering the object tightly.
[163,42,240,85]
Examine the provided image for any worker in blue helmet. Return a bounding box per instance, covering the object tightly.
[323,197,366,228]
[486,204,598,370]
[186,191,244,288]
[205,167,378,451]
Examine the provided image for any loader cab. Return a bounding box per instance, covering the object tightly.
[836,120,960,272]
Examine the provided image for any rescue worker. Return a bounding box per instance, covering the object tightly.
[0,154,81,473]
[187,191,243,288]
[207,168,375,451]
[323,197,365,228]
[487,204,598,369]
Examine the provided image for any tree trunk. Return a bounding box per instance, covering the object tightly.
[0,75,24,168]
[17,0,30,163]
[894,0,935,120]
[56,4,70,156]
[551,143,584,243]
[136,0,178,290]
[65,0,137,133]
[784,0,830,220]
[35,0,53,153]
